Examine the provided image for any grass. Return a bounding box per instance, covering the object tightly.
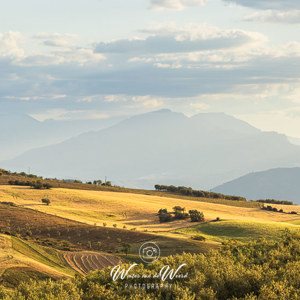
[11,237,74,276]
[173,220,300,243]
[284,219,300,225]
[0,234,74,288]
[0,186,298,234]
[1,267,52,288]
[0,174,259,208]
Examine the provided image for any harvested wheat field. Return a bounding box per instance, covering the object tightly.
[0,185,299,232]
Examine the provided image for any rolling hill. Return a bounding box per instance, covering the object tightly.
[2,109,300,189]
[212,167,300,205]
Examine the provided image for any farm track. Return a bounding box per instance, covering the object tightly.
[62,252,120,275]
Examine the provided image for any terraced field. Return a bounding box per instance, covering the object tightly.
[62,252,121,275]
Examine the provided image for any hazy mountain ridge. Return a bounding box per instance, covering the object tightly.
[2,109,300,189]
[0,113,125,160]
[212,167,300,205]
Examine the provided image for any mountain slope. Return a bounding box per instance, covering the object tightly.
[0,113,124,160]
[212,167,300,205]
[2,110,300,189]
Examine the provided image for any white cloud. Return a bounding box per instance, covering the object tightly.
[0,31,25,58]
[132,95,164,108]
[223,0,300,10]
[31,108,109,121]
[0,31,105,67]
[149,0,209,11]
[16,46,105,67]
[190,102,210,111]
[245,10,300,24]
[33,33,78,48]
[96,23,266,56]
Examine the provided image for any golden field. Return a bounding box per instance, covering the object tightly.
[0,185,299,232]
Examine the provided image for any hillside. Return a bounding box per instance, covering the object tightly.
[0,182,299,288]
[2,110,300,189]
[213,167,300,205]
[0,234,74,288]
[1,185,299,233]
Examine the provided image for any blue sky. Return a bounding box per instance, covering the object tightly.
[1,0,300,137]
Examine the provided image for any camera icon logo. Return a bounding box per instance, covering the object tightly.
[139,242,160,264]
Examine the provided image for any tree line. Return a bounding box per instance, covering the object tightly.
[155,184,246,201]
[261,204,297,215]
[8,180,52,190]
[256,199,294,205]
[158,206,205,223]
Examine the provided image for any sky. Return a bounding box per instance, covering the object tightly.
[1,0,300,137]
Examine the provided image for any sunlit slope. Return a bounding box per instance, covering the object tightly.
[0,234,74,287]
[174,220,300,243]
[1,186,299,231]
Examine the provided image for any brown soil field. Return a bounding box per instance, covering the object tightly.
[62,252,121,275]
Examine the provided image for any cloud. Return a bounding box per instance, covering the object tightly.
[149,0,209,11]
[1,25,300,134]
[223,0,300,10]
[0,31,25,59]
[244,10,300,24]
[33,33,78,48]
[95,24,264,55]
[0,31,105,67]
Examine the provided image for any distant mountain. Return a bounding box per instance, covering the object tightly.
[212,168,300,205]
[2,109,300,189]
[0,113,124,160]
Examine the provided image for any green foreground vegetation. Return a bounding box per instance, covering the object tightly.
[174,220,300,243]
[0,230,299,299]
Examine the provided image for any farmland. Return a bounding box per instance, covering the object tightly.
[0,185,298,233]
[0,181,299,290]
[173,220,300,243]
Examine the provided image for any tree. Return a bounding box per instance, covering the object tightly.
[93,180,102,185]
[42,198,50,206]
[121,243,131,256]
[173,206,189,220]
[189,210,205,222]
[158,209,173,223]
[32,180,43,189]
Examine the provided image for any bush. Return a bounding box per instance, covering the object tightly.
[191,235,206,241]
[173,206,189,220]
[2,231,299,299]
[158,209,173,223]
[41,198,50,205]
[189,210,205,222]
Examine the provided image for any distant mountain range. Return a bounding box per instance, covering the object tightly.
[2,109,300,190]
[213,168,300,205]
[0,113,124,160]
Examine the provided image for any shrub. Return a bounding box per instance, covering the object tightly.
[158,209,173,223]
[189,210,205,222]
[191,235,206,241]
[173,206,189,220]
[41,198,50,205]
